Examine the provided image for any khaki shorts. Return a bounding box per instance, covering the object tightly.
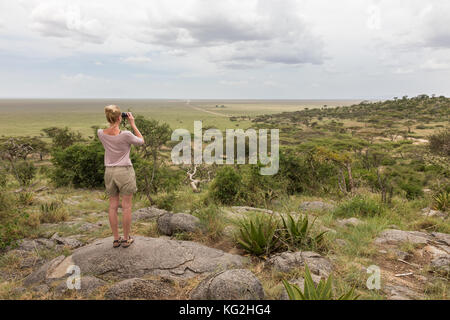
[104,166,137,197]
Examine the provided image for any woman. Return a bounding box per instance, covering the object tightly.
[97,105,144,248]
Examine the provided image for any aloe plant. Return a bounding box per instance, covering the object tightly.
[282,264,359,300]
[279,213,326,251]
[432,190,448,212]
[235,215,281,256]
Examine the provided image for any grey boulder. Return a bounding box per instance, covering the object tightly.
[132,206,168,222]
[337,217,363,227]
[266,251,332,276]
[431,255,450,274]
[374,229,430,245]
[190,269,265,300]
[50,233,83,249]
[24,236,246,284]
[299,201,335,212]
[56,276,107,296]
[157,213,201,235]
[105,278,174,300]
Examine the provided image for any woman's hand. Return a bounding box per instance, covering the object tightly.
[126,112,144,142]
[126,112,135,125]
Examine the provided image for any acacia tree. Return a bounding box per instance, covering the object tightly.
[0,138,35,185]
[313,146,355,194]
[125,116,171,203]
[42,127,82,149]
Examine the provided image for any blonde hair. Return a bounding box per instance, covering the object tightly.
[104,105,121,124]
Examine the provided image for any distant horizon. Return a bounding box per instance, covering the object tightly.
[0,96,433,101]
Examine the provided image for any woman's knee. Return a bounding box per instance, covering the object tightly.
[121,195,133,211]
[109,196,120,210]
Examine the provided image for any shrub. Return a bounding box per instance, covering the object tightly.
[39,201,68,223]
[235,214,281,256]
[134,158,184,196]
[0,206,34,249]
[15,161,36,186]
[38,165,51,176]
[334,195,385,217]
[278,151,308,194]
[0,170,6,188]
[51,141,105,188]
[399,181,424,200]
[279,213,326,251]
[282,264,359,300]
[237,164,287,207]
[0,192,12,212]
[155,192,176,211]
[210,166,242,205]
[428,130,450,156]
[42,127,82,149]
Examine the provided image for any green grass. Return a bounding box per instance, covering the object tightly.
[0,99,356,137]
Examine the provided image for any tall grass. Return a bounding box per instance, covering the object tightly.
[191,204,226,241]
[39,201,68,223]
[334,195,385,218]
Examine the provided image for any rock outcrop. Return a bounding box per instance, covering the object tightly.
[374,229,430,245]
[132,207,168,222]
[190,269,265,300]
[337,217,363,227]
[374,229,450,274]
[157,213,202,236]
[105,278,174,300]
[299,201,335,212]
[55,276,107,296]
[24,236,247,286]
[266,251,332,276]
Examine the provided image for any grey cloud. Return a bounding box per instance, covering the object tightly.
[421,4,450,48]
[30,2,107,44]
[135,0,323,68]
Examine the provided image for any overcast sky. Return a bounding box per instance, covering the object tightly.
[0,0,449,99]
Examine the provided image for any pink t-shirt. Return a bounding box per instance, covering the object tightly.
[97,129,144,167]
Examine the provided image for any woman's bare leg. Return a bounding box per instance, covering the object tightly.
[108,195,120,240]
[122,194,133,240]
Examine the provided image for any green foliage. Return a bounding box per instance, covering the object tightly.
[155,192,177,211]
[210,166,242,205]
[235,214,280,256]
[39,201,68,223]
[0,169,7,188]
[433,190,449,212]
[134,158,184,195]
[428,130,450,157]
[278,151,307,194]
[399,181,424,200]
[282,264,359,300]
[237,163,287,207]
[43,127,82,149]
[191,204,225,240]
[334,195,385,217]
[129,116,172,160]
[124,116,173,203]
[279,213,326,251]
[16,191,34,206]
[15,161,37,186]
[50,141,105,188]
[0,197,36,249]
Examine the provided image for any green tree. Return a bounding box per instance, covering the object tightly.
[125,116,172,203]
[42,127,82,149]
